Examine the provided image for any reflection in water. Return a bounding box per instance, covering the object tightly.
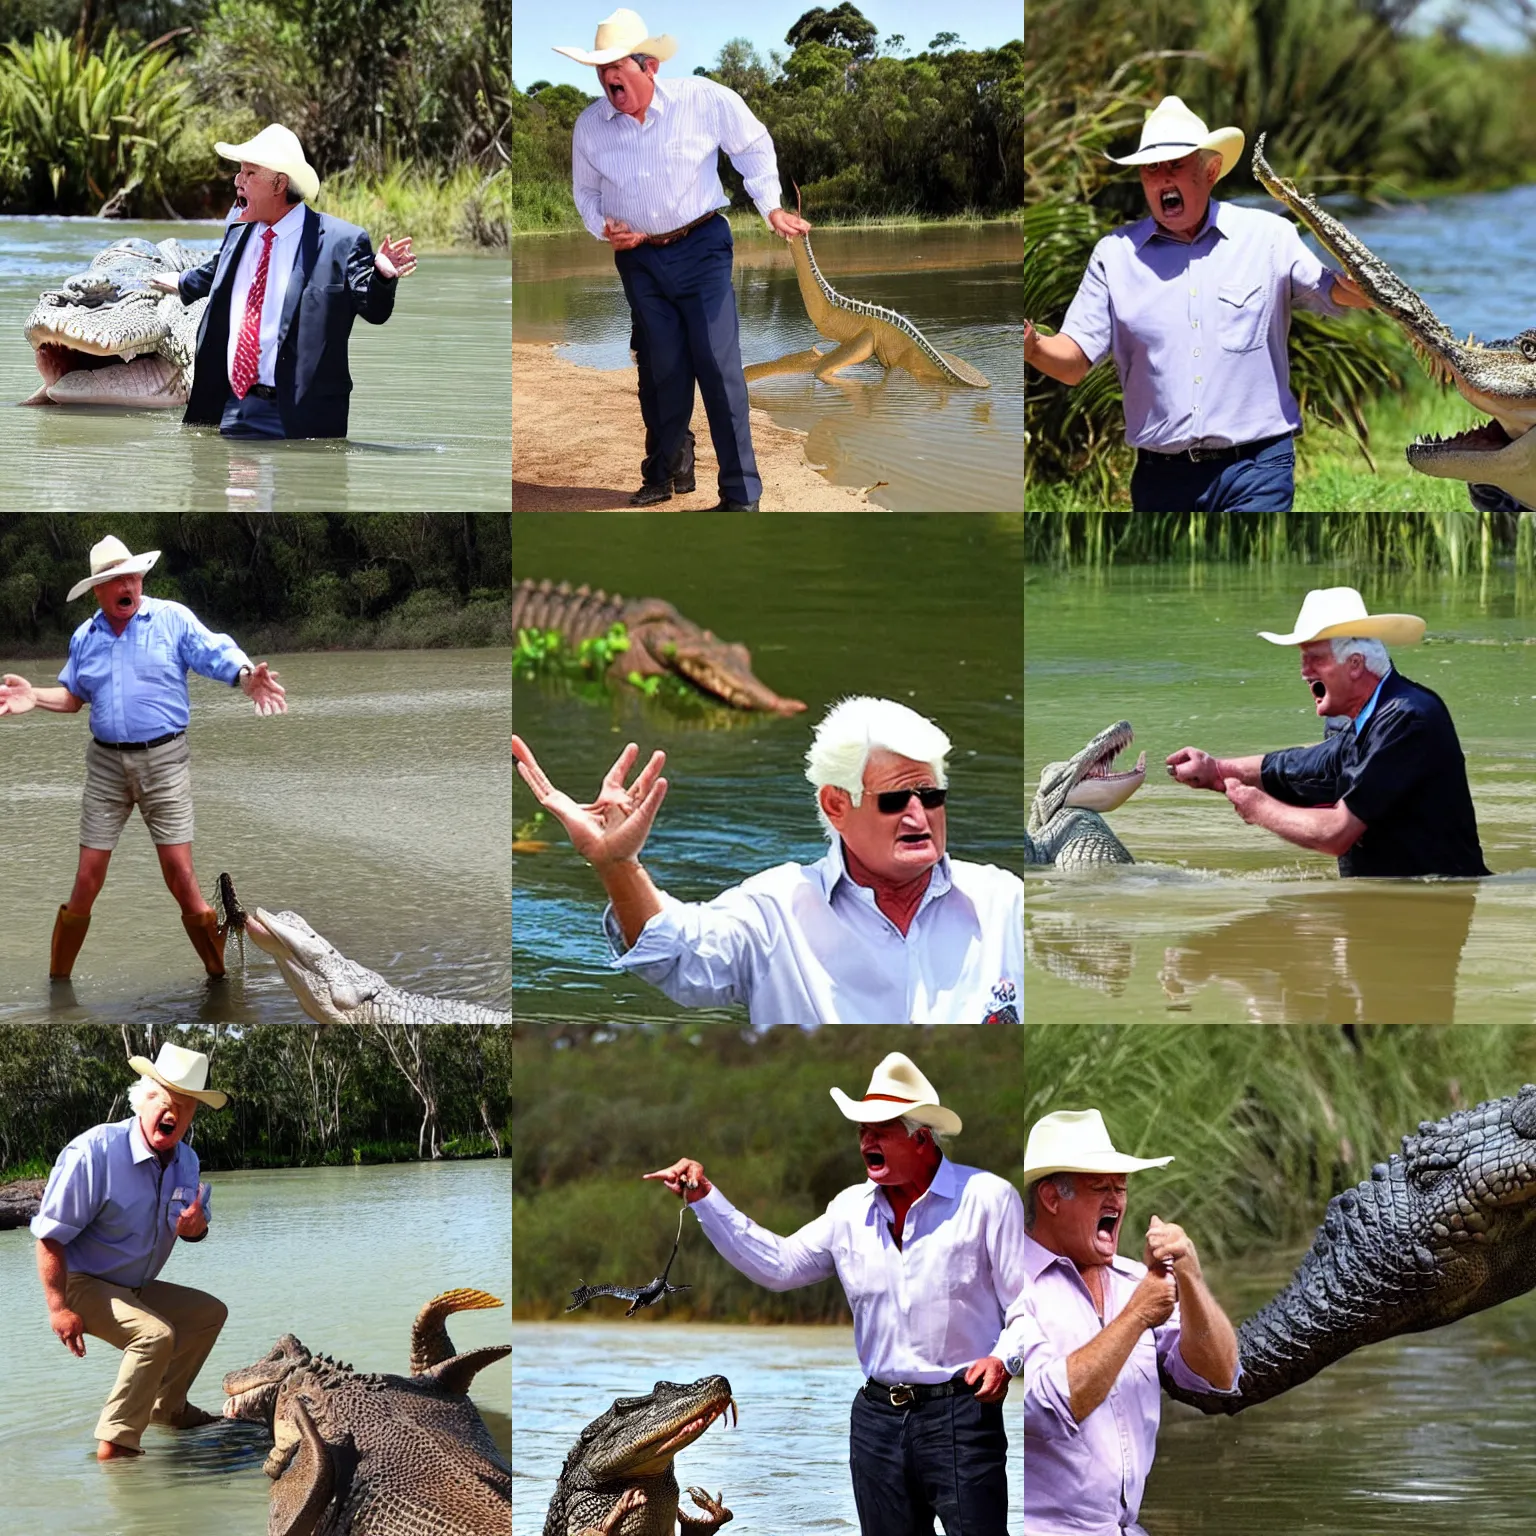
[1028,876,1479,1023]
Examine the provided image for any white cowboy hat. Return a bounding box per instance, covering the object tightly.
[66,535,160,602]
[829,1052,962,1137]
[214,123,320,202]
[1024,1109,1172,1184]
[1106,95,1244,180]
[1258,586,1426,647]
[127,1043,228,1110]
[553,8,677,66]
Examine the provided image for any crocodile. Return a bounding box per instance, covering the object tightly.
[1252,134,1536,508]
[514,578,807,715]
[1026,721,1145,866]
[567,1203,692,1317]
[743,202,990,389]
[23,237,210,408]
[1163,1085,1536,1415]
[223,1286,510,1536]
[544,1376,737,1536]
[244,905,512,1026]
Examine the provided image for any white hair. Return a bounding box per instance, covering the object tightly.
[805,696,951,839]
[1329,636,1390,677]
[127,1075,166,1114]
[898,1113,953,1154]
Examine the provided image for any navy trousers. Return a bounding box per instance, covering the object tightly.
[219,390,287,439]
[615,214,761,505]
[1131,432,1295,512]
[848,1385,1010,1536]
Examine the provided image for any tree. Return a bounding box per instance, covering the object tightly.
[786,4,877,58]
[928,31,963,50]
[884,33,905,54]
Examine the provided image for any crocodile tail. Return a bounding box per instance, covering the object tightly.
[409,1287,504,1374]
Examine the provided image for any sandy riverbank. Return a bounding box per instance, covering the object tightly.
[512,343,872,511]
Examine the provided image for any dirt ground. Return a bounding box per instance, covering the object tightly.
[512,343,871,511]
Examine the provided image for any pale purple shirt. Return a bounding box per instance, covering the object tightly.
[1060,199,1345,452]
[1021,1233,1238,1535]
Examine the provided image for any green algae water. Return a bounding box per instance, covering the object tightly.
[0,1161,510,1535]
[1025,562,1536,1024]
[0,218,510,511]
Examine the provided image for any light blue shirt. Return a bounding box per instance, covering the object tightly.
[603,841,1024,1024]
[571,75,783,239]
[31,1117,207,1289]
[1353,667,1391,734]
[1060,199,1347,452]
[58,595,251,742]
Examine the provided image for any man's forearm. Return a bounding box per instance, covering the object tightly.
[1245,793,1360,855]
[31,687,83,713]
[1064,1306,1149,1422]
[599,859,665,948]
[1171,1272,1239,1390]
[1025,330,1091,386]
[1210,754,1265,787]
[36,1238,69,1309]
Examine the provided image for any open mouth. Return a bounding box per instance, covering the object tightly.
[235,192,249,208]
[156,1111,178,1137]
[1065,724,1147,813]
[1409,418,1514,456]
[897,832,932,846]
[863,1149,886,1170]
[1159,188,1184,218]
[1097,1214,1118,1237]
[1310,679,1326,699]
[27,343,183,407]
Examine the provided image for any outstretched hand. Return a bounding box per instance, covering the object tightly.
[240,662,287,716]
[767,207,812,241]
[512,734,668,868]
[375,235,417,280]
[0,673,36,716]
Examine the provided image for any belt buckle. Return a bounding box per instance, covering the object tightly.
[888,1384,915,1408]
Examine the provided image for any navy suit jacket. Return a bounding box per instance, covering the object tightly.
[178,206,397,438]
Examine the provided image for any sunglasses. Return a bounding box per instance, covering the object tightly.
[875,787,947,815]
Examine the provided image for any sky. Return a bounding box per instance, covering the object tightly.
[512,0,1024,93]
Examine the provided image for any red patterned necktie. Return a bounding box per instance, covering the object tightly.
[230,227,277,400]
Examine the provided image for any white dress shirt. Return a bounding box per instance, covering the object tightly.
[224,201,306,388]
[692,1158,1026,1384]
[571,75,783,239]
[604,841,1024,1025]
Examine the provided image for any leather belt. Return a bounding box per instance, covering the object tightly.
[245,383,278,401]
[644,210,720,247]
[1137,430,1292,465]
[93,731,184,751]
[863,1377,977,1409]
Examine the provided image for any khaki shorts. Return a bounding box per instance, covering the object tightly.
[80,735,195,849]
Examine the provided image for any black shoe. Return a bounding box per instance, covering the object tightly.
[629,482,674,506]
[709,499,759,510]
[673,470,696,494]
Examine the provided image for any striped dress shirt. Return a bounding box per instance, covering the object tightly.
[571,75,783,239]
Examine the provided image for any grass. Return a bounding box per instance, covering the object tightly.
[315,165,509,252]
[1026,1023,1536,1261]
[1028,369,1490,513]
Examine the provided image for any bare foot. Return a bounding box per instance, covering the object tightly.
[97,1440,142,1460]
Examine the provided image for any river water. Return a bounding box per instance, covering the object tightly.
[0,648,512,1022]
[0,218,511,511]
[1024,562,1536,1023]
[513,1321,1022,1534]
[514,225,1023,511]
[1142,1247,1536,1533]
[0,1160,511,1536]
[512,512,1025,1022]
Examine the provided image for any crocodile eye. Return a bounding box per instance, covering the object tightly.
[1521,335,1536,362]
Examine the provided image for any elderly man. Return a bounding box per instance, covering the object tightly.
[150,123,415,439]
[1025,95,1373,512]
[31,1043,229,1461]
[555,9,812,510]
[648,1053,1025,1535]
[0,535,288,980]
[1022,1109,1239,1536]
[512,696,1023,1023]
[1166,586,1489,877]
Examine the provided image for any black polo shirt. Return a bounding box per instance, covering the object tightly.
[1260,669,1489,878]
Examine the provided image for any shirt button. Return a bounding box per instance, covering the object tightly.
[1193,348,1201,357]
[1190,288,1197,296]
[1195,375,1203,384]
[1192,320,1199,328]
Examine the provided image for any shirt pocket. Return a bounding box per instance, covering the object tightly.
[1217,281,1268,352]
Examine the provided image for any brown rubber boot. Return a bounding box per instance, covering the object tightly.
[182,909,227,979]
[49,905,91,980]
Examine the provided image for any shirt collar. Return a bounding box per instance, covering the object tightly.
[256,202,306,241]
[126,1115,156,1165]
[1024,1230,1139,1283]
[90,593,159,634]
[1133,196,1227,251]
[1353,665,1393,735]
[816,839,953,905]
[600,75,671,122]
[864,1154,958,1209]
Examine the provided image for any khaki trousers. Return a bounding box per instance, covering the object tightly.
[66,1272,228,1448]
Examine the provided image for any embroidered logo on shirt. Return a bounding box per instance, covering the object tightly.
[982,977,1018,1024]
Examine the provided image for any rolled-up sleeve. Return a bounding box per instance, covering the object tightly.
[1285,221,1347,318]
[1020,1304,1081,1441]
[30,1142,103,1246]
[1155,1318,1242,1396]
[691,1186,837,1291]
[1261,732,1347,807]
[604,887,766,1007]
